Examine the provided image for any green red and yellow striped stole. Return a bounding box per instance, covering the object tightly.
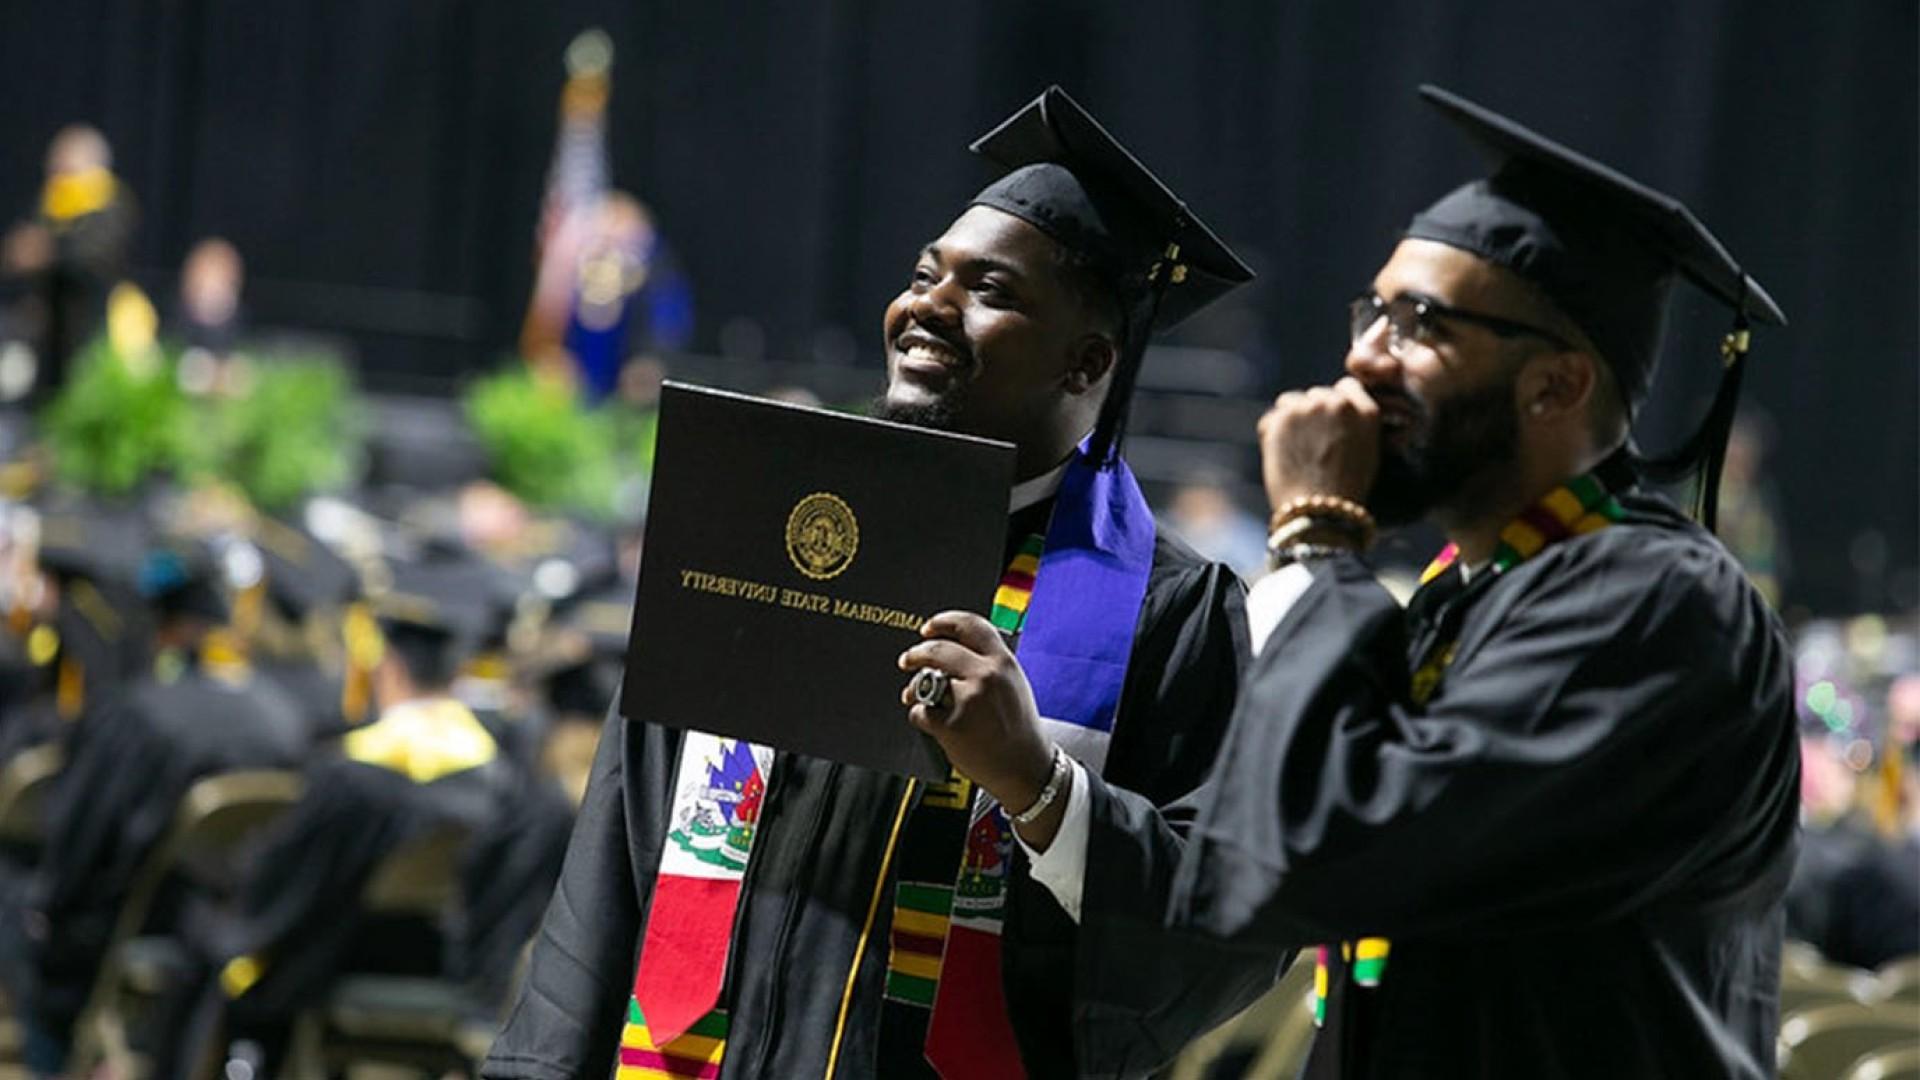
[1418,470,1625,586]
[990,533,1043,632]
[618,1001,727,1079]
[1313,470,1625,1028]
[881,533,1040,1008]
[886,878,959,1006]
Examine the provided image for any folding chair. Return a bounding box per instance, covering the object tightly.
[286,822,493,1079]
[1168,952,1317,1080]
[1779,1001,1920,1080]
[67,769,305,1079]
[1876,956,1920,1008]
[0,744,64,850]
[1781,955,1876,1018]
[1844,1044,1920,1080]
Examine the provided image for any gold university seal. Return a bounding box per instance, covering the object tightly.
[786,492,859,580]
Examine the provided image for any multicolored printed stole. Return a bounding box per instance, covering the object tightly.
[627,736,773,1053]
[1309,468,1627,1027]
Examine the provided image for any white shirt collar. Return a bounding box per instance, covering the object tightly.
[1009,459,1072,513]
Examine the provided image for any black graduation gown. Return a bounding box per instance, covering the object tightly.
[197,755,509,1022]
[1169,493,1801,1079]
[133,752,513,1078]
[484,529,1274,1080]
[1788,821,1920,970]
[30,664,308,1029]
[458,764,577,1008]
[251,656,349,744]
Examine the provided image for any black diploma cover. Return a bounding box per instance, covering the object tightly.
[622,383,1016,779]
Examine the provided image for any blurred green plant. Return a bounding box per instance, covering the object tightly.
[39,336,363,508]
[209,357,363,511]
[39,337,196,495]
[463,366,625,518]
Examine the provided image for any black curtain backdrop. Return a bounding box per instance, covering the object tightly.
[2,0,1914,615]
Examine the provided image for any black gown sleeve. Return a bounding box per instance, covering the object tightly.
[32,695,184,1023]
[482,698,679,1080]
[457,770,577,1008]
[1173,531,1799,948]
[1004,549,1290,1078]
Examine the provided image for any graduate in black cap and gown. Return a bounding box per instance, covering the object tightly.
[1163,86,1800,1078]
[248,514,363,743]
[168,562,512,1073]
[28,501,159,727]
[485,87,1280,1080]
[25,537,307,1074]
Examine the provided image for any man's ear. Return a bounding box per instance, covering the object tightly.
[1515,349,1598,422]
[1064,333,1118,396]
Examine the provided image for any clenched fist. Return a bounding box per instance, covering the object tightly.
[1259,376,1382,515]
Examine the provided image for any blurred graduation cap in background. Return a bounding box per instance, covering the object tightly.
[34,501,155,712]
[136,538,230,626]
[369,547,527,692]
[252,514,361,623]
[539,574,630,718]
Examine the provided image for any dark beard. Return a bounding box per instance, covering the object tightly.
[1366,374,1520,528]
[870,391,963,432]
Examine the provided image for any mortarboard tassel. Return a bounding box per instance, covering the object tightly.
[1090,238,1183,465]
[340,602,382,725]
[1635,282,1753,533]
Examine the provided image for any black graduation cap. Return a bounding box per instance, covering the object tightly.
[526,577,630,719]
[251,515,360,621]
[367,558,510,689]
[137,539,230,625]
[372,557,516,647]
[48,566,151,708]
[1406,85,1786,526]
[36,501,151,590]
[547,575,633,658]
[526,520,621,606]
[968,86,1255,459]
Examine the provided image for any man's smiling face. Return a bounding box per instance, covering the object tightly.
[877,205,1104,451]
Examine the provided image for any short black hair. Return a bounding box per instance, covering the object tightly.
[1045,240,1144,464]
[1047,240,1126,339]
[380,620,457,690]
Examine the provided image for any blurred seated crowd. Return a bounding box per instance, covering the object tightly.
[0,474,634,1077]
[0,118,668,1080]
[0,122,1911,1080]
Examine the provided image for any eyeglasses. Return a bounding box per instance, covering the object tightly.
[1348,292,1573,355]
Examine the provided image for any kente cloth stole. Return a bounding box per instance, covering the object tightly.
[1309,469,1625,1028]
[878,535,1044,1011]
[910,452,1157,1079]
[873,534,1041,1074]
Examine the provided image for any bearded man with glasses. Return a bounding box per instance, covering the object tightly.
[1152,86,1800,1079]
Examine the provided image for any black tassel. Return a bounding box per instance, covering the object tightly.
[1088,240,1180,465]
[1634,313,1751,533]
